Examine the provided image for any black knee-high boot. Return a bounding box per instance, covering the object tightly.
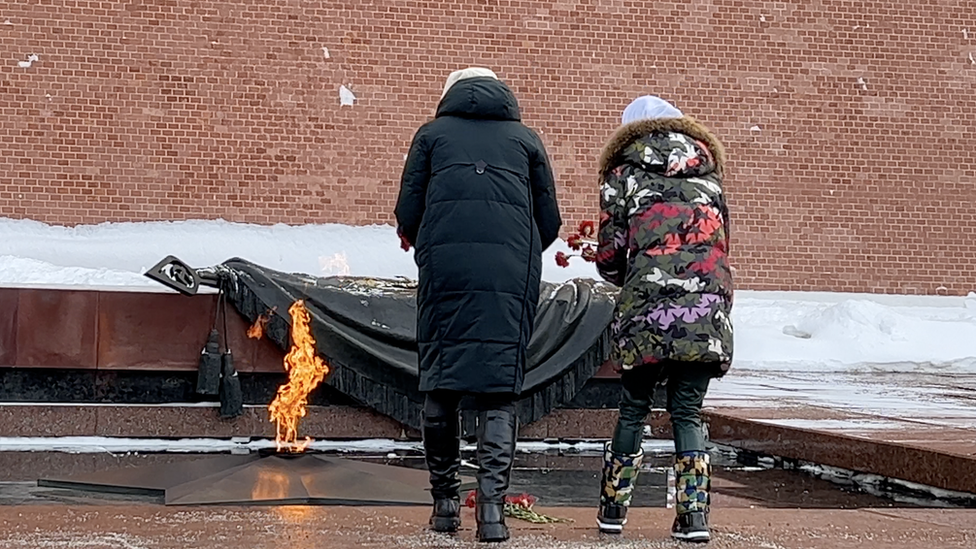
[475,409,517,543]
[423,402,462,532]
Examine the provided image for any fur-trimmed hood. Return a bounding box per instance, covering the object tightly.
[598,116,726,177]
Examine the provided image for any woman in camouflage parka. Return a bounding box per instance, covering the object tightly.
[594,96,732,543]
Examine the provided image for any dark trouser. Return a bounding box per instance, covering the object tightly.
[611,363,713,455]
[423,391,517,425]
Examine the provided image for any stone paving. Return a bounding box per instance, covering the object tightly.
[0,459,967,549]
[0,504,972,549]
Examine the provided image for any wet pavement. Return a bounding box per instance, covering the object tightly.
[0,448,925,510]
[0,504,972,548]
[0,448,969,547]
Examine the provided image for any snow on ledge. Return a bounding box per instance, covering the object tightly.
[0,436,674,455]
[0,217,598,287]
[1,217,974,374]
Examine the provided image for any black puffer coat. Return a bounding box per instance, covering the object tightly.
[395,77,562,395]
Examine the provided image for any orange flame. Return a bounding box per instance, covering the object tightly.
[247,307,277,339]
[268,300,329,452]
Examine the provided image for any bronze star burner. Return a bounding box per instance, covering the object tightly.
[38,453,451,506]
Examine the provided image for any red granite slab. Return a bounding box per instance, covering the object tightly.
[248,331,286,374]
[223,302,267,373]
[0,405,98,437]
[0,404,668,442]
[94,291,277,373]
[16,289,97,369]
[519,409,671,440]
[96,292,213,371]
[87,405,407,440]
[705,410,976,495]
[0,288,18,366]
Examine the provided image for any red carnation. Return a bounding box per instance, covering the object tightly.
[505,493,537,509]
[465,490,477,508]
[567,234,583,251]
[578,220,596,238]
[555,251,571,268]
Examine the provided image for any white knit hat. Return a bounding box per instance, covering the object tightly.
[440,67,498,99]
[621,95,683,125]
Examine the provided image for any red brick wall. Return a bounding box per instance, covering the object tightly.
[1,1,974,294]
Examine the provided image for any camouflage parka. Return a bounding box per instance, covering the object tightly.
[596,116,733,374]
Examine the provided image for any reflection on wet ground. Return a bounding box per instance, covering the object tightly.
[0,442,946,510]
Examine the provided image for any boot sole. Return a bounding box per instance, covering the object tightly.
[430,517,461,533]
[671,530,711,543]
[596,519,625,534]
[476,524,510,543]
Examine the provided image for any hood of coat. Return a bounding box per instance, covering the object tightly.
[435,77,521,122]
[598,116,726,178]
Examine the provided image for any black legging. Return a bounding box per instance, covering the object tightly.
[611,362,714,455]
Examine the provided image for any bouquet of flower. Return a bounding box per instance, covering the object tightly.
[555,220,598,268]
[464,490,573,524]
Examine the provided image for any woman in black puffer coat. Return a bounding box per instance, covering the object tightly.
[395,67,562,543]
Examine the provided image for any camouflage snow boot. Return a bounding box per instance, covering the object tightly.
[597,442,644,534]
[671,450,711,543]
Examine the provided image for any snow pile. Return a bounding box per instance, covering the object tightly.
[734,292,976,373]
[0,256,146,287]
[0,217,597,288]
